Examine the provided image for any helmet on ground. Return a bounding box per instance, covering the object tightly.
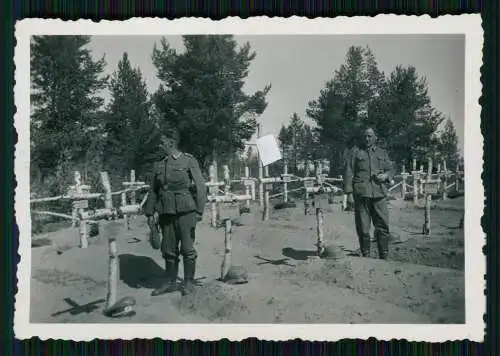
[321,244,345,260]
[103,296,137,318]
[224,265,249,285]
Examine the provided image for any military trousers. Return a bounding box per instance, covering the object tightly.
[158,211,198,264]
[353,196,390,258]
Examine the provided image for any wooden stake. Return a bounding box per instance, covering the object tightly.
[412,158,418,205]
[220,219,232,281]
[121,192,129,230]
[316,208,324,256]
[304,160,311,215]
[244,166,251,208]
[423,157,433,238]
[71,171,83,228]
[100,172,113,210]
[106,237,118,310]
[283,160,288,203]
[263,165,270,221]
[209,165,218,228]
[401,163,407,199]
[455,163,460,193]
[79,220,88,248]
[212,157,221,222]
[257,124,264,207]
[130,170,136,205]
[223,165,230,196]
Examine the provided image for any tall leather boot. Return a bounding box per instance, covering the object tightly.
[151,259,179,296]
[376,232,389,260]
[181,258,196,296]
[358,234,371,257]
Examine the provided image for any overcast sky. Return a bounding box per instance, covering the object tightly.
[87,35,465,152]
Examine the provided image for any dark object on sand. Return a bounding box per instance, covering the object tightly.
[149,223,161,250]
[320,244,345,260]
[223,265,249,285]
[274,201,297,210]
[239,206,251,215]
[103,296,137,318]
[31,238,52,248]
[89,223,99,237]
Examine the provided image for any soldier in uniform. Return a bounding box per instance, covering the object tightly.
[343,127,394,259]
[143,128,207,296]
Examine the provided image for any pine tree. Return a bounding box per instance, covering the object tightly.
[30,35,108,194]
[370,65,444,168]
[307,46,382,174]
[151,35,271,171]
[437,118,460,169]
[103,52,159,179]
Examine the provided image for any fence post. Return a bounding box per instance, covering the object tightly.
[244,166,251,209]
[304,160,311,215]
[401,163,407,199]
[316,207,324,256]
[257,124,264,207]
[220,218,232,281]
[283,160,288,203]
[263,165,270,221]
[71,171,83,228]
[209,164,218,228]
[442,159,448,200]
[455,163,460,193]
[419,164,424,196]
[423,157,433,238]
[106,236,118,310]
[121,191,129,230]
[223,165,230,197]
[412,158,418,205]
[100,172,113,210]
[130,170,136,205]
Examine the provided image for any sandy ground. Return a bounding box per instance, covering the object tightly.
[29,195,465,324]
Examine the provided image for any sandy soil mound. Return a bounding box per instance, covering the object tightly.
[29,195,465,324]
[176,278,431,324]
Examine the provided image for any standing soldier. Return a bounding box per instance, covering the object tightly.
[143,128,207,296]
[343,127,394,259]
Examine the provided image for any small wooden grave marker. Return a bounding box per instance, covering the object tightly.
[423,180,440,195]
[73,200,89,210]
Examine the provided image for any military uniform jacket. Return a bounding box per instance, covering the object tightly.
[343,146,394,198]
[143,151,207,216]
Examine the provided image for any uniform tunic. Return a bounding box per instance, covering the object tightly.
[344,146,394,257]
[144,151,207,262]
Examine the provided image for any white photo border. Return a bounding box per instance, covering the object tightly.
[14,15,485,342]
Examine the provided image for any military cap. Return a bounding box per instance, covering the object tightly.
[162,127,181,142]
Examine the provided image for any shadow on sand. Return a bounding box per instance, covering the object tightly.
[281,247,317,261]
[119,253,166,289]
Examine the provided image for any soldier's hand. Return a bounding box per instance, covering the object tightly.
[196,213,203,222]
[153,211,159,225]
[347,193,354,206]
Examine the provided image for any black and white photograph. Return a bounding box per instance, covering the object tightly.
[14,16,484,341]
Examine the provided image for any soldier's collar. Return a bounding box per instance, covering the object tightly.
[363,145,377,152]
[171,151,182,160]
